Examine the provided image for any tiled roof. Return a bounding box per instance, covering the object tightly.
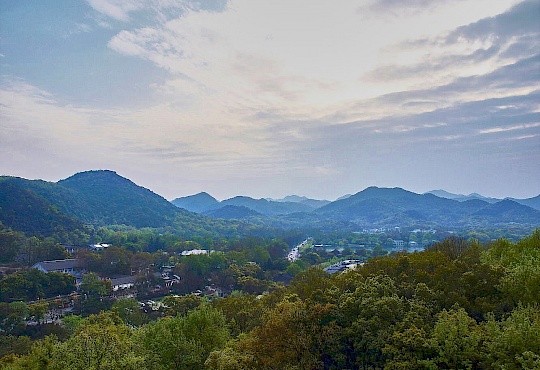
[32,259,78,272]
[109,275,137,286]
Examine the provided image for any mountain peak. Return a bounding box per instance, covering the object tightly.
[171,192,220,213]
[61,169,123,182]
[58,169,179,227]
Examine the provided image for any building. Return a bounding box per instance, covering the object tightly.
[181,249,209,256]
[32,259,79,275]
[393,240,405,248]
[324,260,363,274]
[62,245,89,256]
[109,275,137,291]
[90,243,110,251]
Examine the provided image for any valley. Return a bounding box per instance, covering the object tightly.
[0,170,538,369]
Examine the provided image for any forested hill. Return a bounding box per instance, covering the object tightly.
[58,170,180,227]
[173,186,540,227]
[0,177,86,239]
[2,171,539,239]
[314,186,540,227]
[172,193,317,216]
[0,171,256,240]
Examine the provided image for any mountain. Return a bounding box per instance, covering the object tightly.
[58,170,181,228]
[266,195,331,209]
[0,170,263,240]
[0,177,86,238]
[426,189,540,210]
[173,193,320,217]
[3,171,538,238]
[316,187,540,227]
[171,192,220,213]
[425,190,500,203]
[204,205,263,220]
[468,199,540,224]
[426,189,465,199]
[508,195,540,211]
[221,196,314,216]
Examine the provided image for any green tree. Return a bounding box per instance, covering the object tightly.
[424,307,483,369]
[100,246,132,275]
[29,301,48,324]
[77,273,113,315]
[80,273,112,297]
[0,228,25,263]
[49,312,143,370]
[112,298,146,327]
[161,294,204,317]
[135,304,229,370]
[484,305,540,370]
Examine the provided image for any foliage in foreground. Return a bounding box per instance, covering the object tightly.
[1,231,539,369]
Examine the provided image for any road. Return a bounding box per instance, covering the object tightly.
[287,239,309,262]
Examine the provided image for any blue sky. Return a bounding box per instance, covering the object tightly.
[1,0,539,200]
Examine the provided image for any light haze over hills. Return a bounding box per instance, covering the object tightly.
[0,170,539,242]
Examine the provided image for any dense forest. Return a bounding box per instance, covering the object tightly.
[0,231,538,369]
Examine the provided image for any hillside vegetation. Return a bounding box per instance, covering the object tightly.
[2,231,539,369]
[0,171,263,242]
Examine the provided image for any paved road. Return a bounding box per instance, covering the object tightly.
[287,239,309,262]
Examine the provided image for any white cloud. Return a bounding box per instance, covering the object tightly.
[86,0,145,21]
[106,0,525,116]
[478,122,540,134]
[2,0,539,199]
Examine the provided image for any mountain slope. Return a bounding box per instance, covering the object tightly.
[268,195,331,209]
[425,190,500,203]
[316,187,540,227]
[171,192,220,213]
[221,196,314,216]
[0,177,86,237]
[0,171,264,240]
[204,205,264,220]
[509,195,540,211]
[468,199,540,224]
[57,170,181,227]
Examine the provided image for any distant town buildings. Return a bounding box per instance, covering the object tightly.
[324,260,363,274]
[181,249,210,256]
[392,240,405,248]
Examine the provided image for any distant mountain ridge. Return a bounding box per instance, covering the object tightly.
[425,190,500,204]
[506,195,540,211]
[315,187,540,227]
[425,189,540,210]
[1,170,538,239]
[172,193,324,216]
[173,186,540,227]
[266,195,331,209]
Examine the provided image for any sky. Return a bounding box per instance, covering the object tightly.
[1,0,539,201]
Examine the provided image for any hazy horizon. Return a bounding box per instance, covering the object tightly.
[1,0,539,201]
[3,168,539,203]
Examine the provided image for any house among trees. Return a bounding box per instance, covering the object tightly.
[109,275,137,291]
[32,259,80,275]
[62,245,89,256]
[31,259,86,286]
[392,239,405,248]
